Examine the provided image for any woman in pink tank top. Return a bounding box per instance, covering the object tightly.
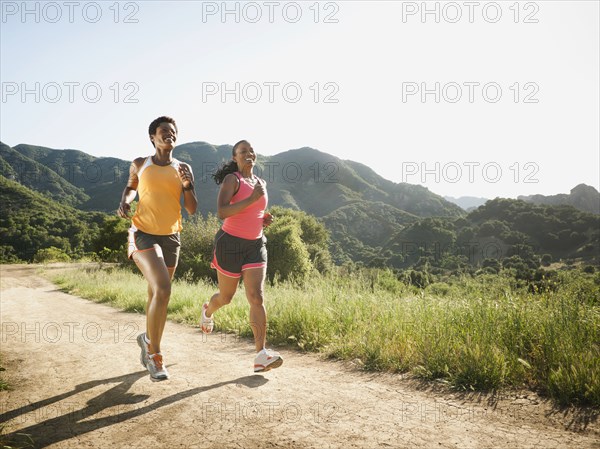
[200,140,283,373]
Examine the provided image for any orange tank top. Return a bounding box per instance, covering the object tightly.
[132,156,183,235]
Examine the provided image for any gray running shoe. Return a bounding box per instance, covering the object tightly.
[146,353,169,381]
[137,333,149,368]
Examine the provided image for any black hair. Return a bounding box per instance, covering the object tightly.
[148,116,178,147]
[212,140,250,185]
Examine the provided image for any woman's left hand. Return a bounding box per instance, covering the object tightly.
[178,164,193,190]
[263,212,274,227]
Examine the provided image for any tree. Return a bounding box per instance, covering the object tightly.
[477,220,509,237]
[93,216,129,254]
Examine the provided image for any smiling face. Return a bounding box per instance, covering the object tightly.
[150,122,177,151]
[233,140,255,171]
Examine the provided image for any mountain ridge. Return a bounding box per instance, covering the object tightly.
[2,141,598,267]
[518,184,599,215]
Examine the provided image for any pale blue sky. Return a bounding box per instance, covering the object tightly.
[1,1,598,199]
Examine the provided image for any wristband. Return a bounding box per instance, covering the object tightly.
[183,183,194,191]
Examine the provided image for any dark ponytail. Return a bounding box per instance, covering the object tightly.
[212,140,249,185]
[212,160,238,185]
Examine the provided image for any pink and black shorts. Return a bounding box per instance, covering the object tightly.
[211,229,267,278]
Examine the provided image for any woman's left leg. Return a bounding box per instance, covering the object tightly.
[242,266,267,352]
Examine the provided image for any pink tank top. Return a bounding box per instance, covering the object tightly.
[222,172,268,240]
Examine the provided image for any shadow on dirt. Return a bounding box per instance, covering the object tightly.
[1,370,268,448]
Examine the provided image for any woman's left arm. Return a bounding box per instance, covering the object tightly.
[179,163,198,215]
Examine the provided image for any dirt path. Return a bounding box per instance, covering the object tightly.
[0,264,598,449]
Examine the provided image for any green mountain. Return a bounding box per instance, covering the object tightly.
[0,143,89,206]
[1,142,464,263]
[0,175,108,261]
[518,184,600,215]
[3,140,597,269]
[263,148,462,218]
[12,143,131,212]
[322,201,420,264]
[4,142,463,215]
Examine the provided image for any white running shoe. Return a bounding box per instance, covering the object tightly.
[254,348,283,373]
[146,352,169,382]
[201,302,214,334]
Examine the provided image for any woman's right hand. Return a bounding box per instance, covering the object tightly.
[250,179,265,202]
[117,202,131,218]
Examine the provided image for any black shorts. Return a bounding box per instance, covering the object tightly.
[127,226,181,268]
[211,229,267,278]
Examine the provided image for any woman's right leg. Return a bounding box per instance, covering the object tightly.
[132,249,172,355]
[205,270,239,318]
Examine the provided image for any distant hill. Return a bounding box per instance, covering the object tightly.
[518,184,600,215]
[444,196,489,211]
[384,198,600,269]
[463,198,599,264]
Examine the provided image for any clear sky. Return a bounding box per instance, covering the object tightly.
[1,1,598,199]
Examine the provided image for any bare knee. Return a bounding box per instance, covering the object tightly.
[153,282,171,302]
[246,290,264,307]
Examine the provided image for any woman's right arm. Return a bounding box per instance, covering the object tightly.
[117,159,142,218]
[217,174,264,220]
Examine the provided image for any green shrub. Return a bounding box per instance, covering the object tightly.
[404,269,432,288]
[269,206,333,274]
[265,216,312,283]
[33,246,71,263]
[178,214,221,282]
[0,245,20,263]
[98,246,127,263]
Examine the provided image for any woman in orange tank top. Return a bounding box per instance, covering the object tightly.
[117,116,197,381]
[201,140,283,373]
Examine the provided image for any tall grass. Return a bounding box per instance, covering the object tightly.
[47,265,600,406]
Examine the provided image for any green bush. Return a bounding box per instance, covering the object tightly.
[33,246,71,263]
[98,246,127,263]
[426,282,451,297]
[269,206,333,273]
[0,245,21,263]
[265,216,312,283]
[178,214,221,282]
[403,269,432,288]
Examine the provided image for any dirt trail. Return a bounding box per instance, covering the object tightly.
[0,264,598,449]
